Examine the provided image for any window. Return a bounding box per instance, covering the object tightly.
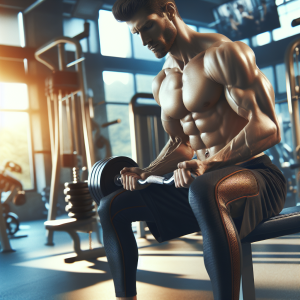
[252,31,272,47]
[99,10,132,58]
[102,71,157,157]
[187,24,197,31]
[0,83,34,190]
[102,71,135,156]
[239,38,250,45]
[0,9,23,47]
[63,18,98,53]
[272,0,300,41]
[199,27,217,33]
[275,63,287,94]
[135,74,155,93]
[103,71,135,103]
[260,66,275,91]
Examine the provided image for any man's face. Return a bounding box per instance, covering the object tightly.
[127,9,177,58]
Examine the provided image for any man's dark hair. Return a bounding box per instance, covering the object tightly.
[112,0,181,22]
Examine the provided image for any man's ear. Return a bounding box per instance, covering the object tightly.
[165,2,176,20]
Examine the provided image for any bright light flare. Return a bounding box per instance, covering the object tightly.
[0,82,29,110]
[98,10,132,58]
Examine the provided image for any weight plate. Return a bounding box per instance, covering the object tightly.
[66,199,94,207]
[88,158,105,204]
[94,157,113,201]
[68,210,95,219]
[64,187,90,196]
[66,204,95,213]
[64,181,88,189]
[5,212,20,235]
[89,158,110,205]
[99,156,139,198]
[65,193,93,203]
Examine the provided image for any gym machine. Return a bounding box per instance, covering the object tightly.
[0,162,27,252]
[285,35,300,205]
[35,26,105,262]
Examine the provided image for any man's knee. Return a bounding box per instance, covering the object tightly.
[98,189,125,223]
[189,174,215,208]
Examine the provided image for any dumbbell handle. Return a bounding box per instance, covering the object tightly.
[114,173,197,186]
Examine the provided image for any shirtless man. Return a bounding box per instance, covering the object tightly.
[98,1,287,299]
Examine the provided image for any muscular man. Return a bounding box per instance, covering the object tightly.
[98,1,287,299]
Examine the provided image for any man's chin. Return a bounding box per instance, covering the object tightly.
[154,50,168,59]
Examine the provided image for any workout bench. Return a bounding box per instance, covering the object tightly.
[239,205,300,300]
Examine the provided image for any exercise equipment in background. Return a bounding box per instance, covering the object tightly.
[45,167,104,263]
[285,36,300,205]
[0,162,27,252]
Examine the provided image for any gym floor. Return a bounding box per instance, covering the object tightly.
[1,217,299,300]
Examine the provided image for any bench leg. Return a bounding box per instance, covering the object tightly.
[240,243,256,300]
[136,221,146,238]
[64,229,106,263]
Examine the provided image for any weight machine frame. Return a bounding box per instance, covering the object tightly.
[35,37,98,246]
[285,37,300,205]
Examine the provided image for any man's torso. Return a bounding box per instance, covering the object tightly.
[153,36,266,162]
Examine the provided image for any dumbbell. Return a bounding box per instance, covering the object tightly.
[88,156,197,206]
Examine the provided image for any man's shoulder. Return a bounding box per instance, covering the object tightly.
[202,41,256,71]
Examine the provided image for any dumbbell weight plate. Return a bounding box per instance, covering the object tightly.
[88,158,110,204]
[65,193,93,203]
[64,181,88,189]
[68,210,96,219]
[64,187,90,196]
[66,203,95,213]
[66,199,94,207]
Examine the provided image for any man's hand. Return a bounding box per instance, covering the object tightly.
[120,167,151,191]
[174,160,206,188]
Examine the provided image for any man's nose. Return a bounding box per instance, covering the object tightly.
[140,33,151,47]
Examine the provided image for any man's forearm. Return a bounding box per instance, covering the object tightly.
[204,121,279,172]
[143,137,194,176]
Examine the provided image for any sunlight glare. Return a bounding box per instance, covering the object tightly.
[0,82,29,110]
[99,10,132,58]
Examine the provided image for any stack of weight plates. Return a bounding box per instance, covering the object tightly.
[64,180,95,219]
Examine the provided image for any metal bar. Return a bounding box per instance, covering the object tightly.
[58,91,64,157]
[23,0,46,14]
[240,243,256,300]
[71,93,80,155]
[58,44,66,71]
[35,37,82,71]
[66,95,74,153]
[47,95,55,162]
[66,57,85,68]
[45,93,61,245]
[147,116,154,162]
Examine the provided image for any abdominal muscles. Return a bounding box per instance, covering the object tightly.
[180,95,248,161]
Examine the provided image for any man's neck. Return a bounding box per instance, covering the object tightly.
[168,18,201,65]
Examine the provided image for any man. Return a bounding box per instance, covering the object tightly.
[98,1,287,299]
